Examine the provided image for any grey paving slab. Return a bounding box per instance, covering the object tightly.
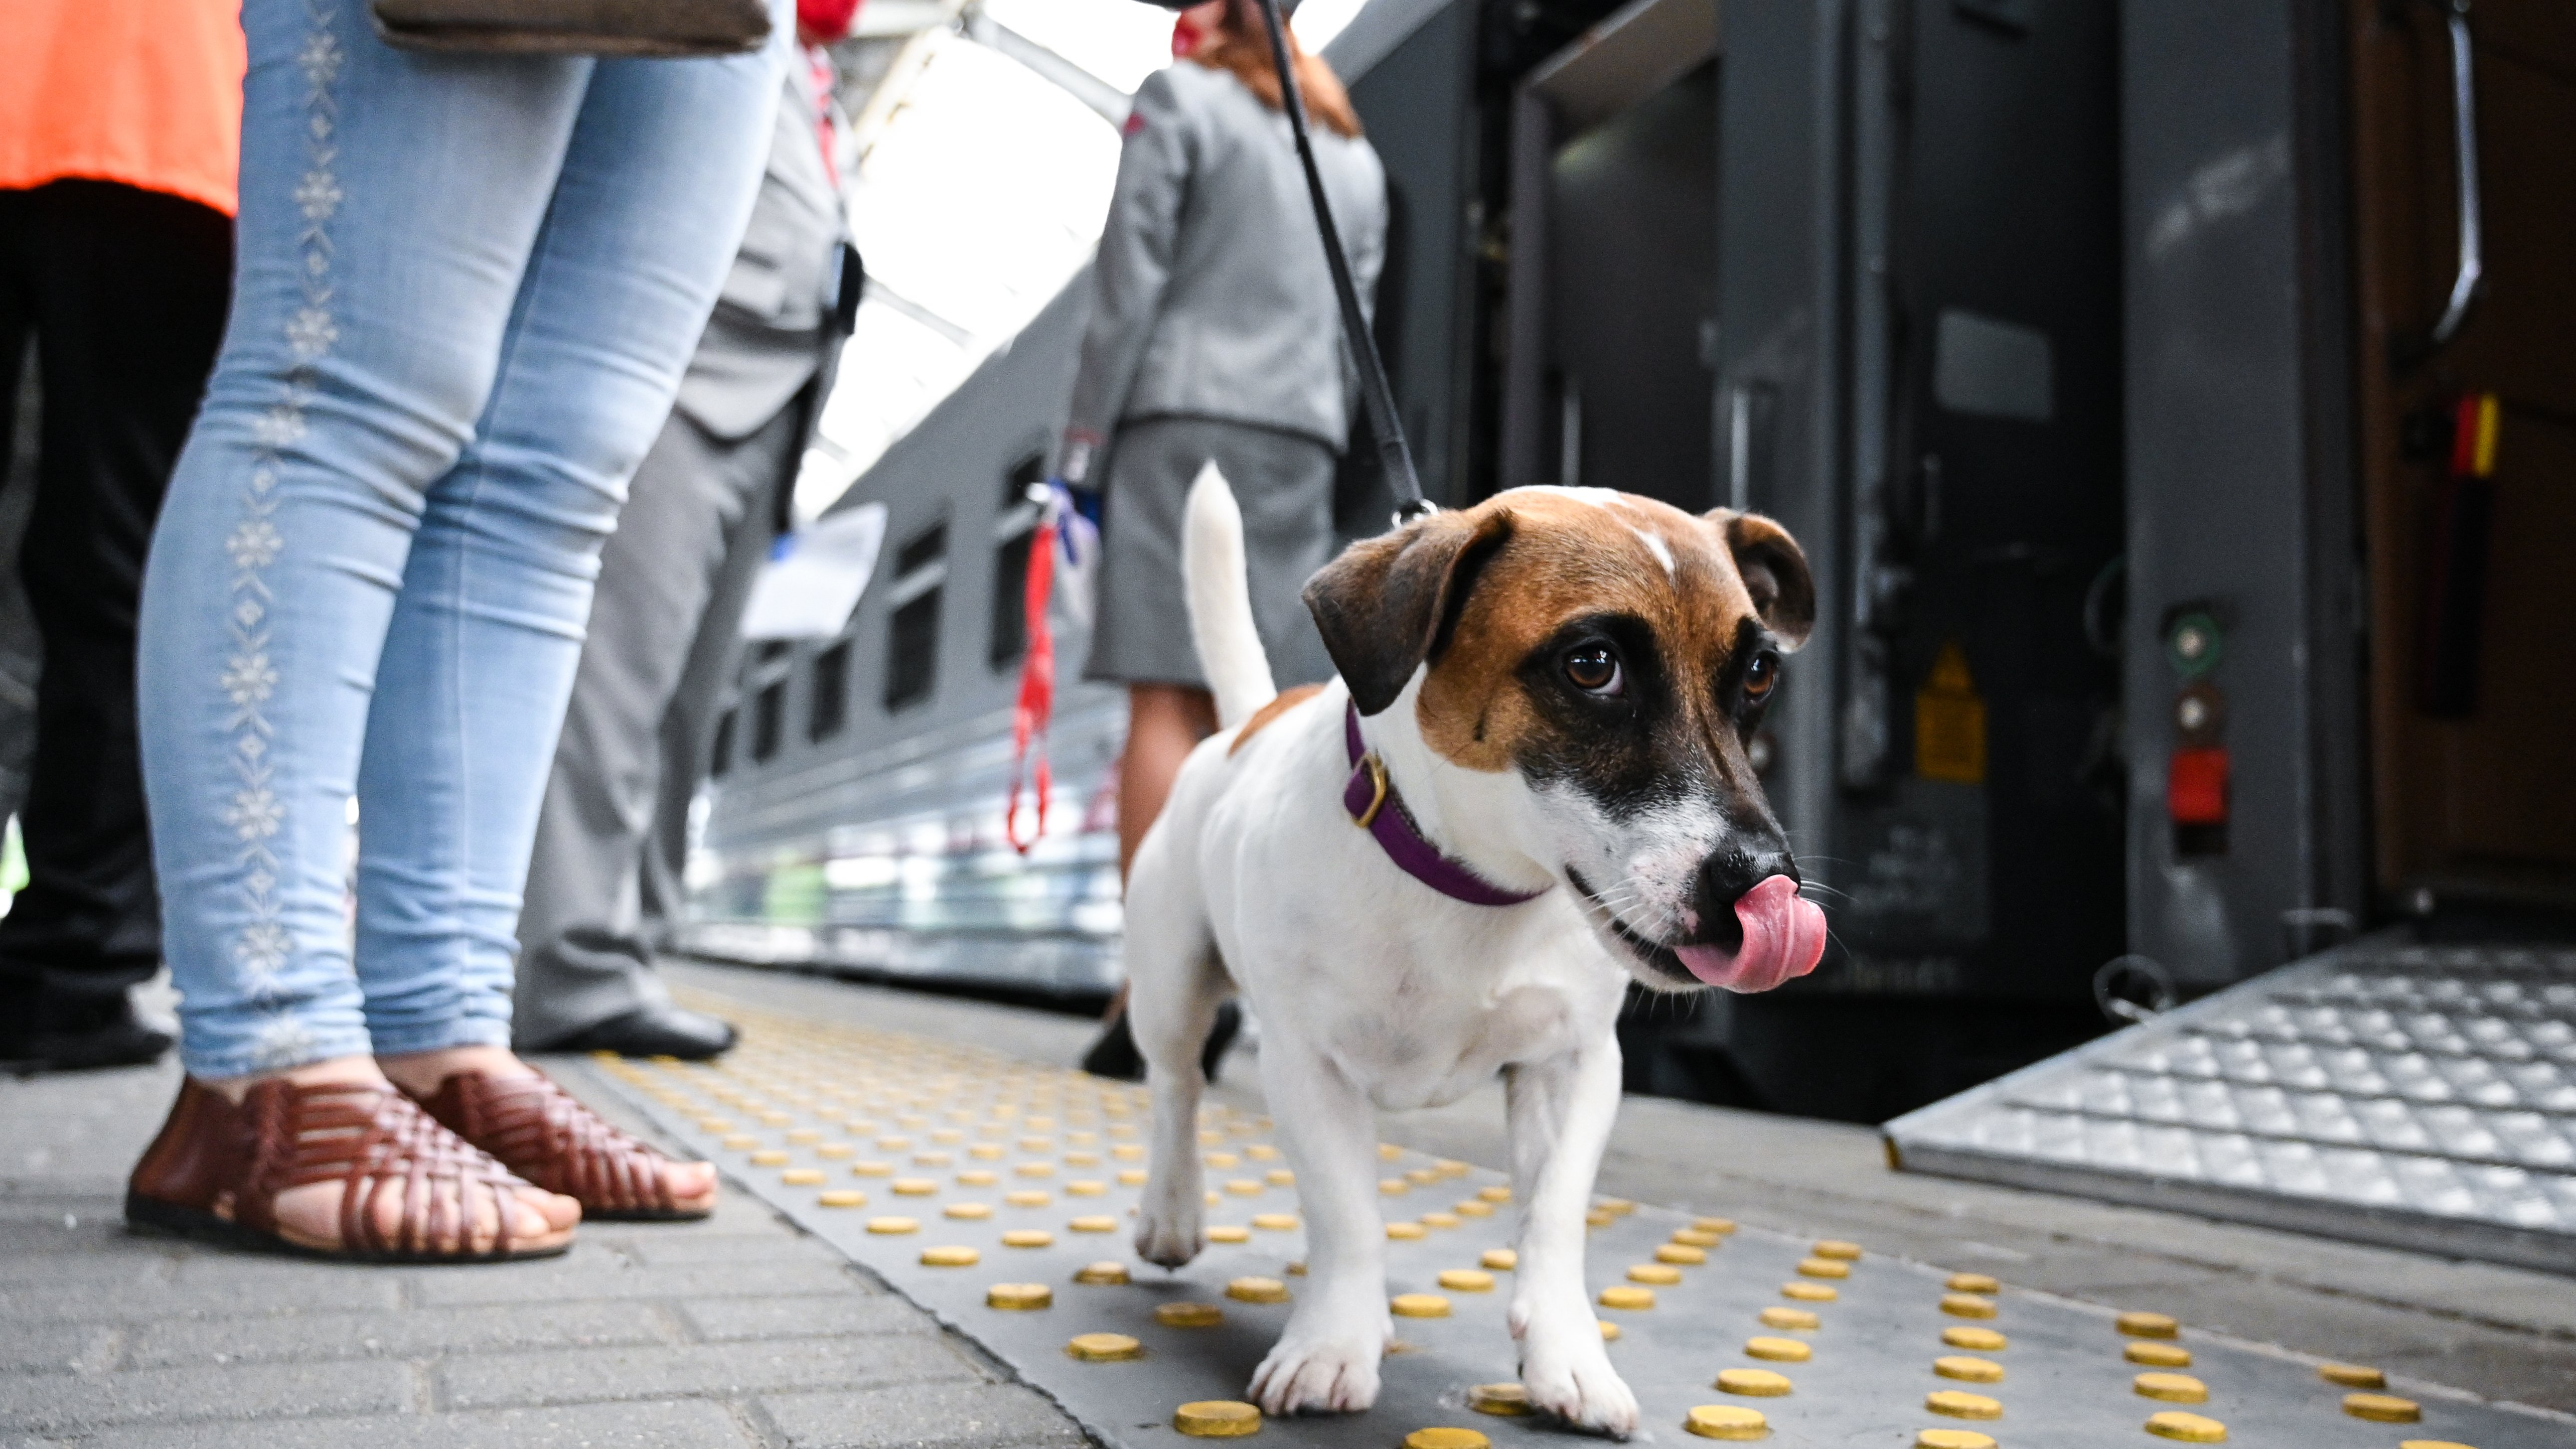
[760,1381,1093,1449]
[0,1324,118,1376]
[122,1301,677,1368]
[681,1294,945,1342]
[434,1334,984,1411]
[399,1252,865,1308]
[1,1359,419,1435]
[59,1399,760,1449]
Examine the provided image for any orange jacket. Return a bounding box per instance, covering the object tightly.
[1,0,247,216]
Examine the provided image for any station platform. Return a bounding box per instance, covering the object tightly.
[4,959,2571,1447]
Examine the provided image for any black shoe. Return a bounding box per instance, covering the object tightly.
[1079,1001,1242,1084]
[545,1004,738,1060]
[0,990,171,1076]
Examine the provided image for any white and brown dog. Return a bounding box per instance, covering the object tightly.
[1124,470,1829,1434]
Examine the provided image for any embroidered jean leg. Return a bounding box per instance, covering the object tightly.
[136,0,588,1079]
[352,37,783,1056]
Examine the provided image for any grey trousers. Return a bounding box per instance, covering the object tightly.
[512,401,797,1046]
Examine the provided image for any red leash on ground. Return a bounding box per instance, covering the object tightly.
[1006,510,1059,853]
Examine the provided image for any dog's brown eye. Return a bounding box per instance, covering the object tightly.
[1742,654,1778,702]
[1564,646,1622,696]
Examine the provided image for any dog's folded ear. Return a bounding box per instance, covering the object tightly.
[1705,509,1816,650]
[1304,508,1516,716]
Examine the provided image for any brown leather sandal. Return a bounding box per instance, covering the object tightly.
[126,1077,575,1262]
[415,1069,715,1221]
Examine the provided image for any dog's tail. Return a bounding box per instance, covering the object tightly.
[1183,461,1276,729]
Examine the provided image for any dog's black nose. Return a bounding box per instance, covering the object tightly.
[1694,840,1799,930]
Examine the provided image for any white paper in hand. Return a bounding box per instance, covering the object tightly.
[740,502,889,641]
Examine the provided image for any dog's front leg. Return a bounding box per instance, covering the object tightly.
[1505,1041,1638,1437]
[1247,1033,1391,1416]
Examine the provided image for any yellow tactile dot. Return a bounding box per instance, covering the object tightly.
[987,1282,1053,1309]
[2397,1442,2477,1449]
[2342,1393,2421,1424]
[1479,1186,1513,1203]
[877,1137,912,1151]
[1073,1261,1130,1286]
[1480,1248,1517,1271]
[1172,1400,1261,1437]
[1402,1429,1487,1449]
[1386,1222,1427,1241]
[1251,1213,1298,1231]
[1628,1264,1682,1286]
[1584,1208,1618,1228]
[817,1189,868,1208]
[1693,1216,1737,1235]
[867,1216,918,1234]
[1438,1269,1495,1292]
[1913,1432,1996,1449]
[944,1202,993,1221]
[1941,1325,2006,1351]
[2142,1410,2227,1442]
[1207,1132,1233,1148]
[815,1144,853,1159]
[1224,1178,1261,1196]
[2134,1372,2207,1403]
[1006,1189,1051,1208]
[1245,1144,1280,1161]
[1599,1319,1621,1340]
[2319,1362,2385,1388]
[1016,1162,1055,1178]
[1939,1293,1996,1318]
[1656,1243,1708,1265]
[957,1169,999,1187]
[969,1144,1005,1161]
[1379,1144,1404,1160]
[1206,1152,1240,1168]
[921,1245,980,1267]
[780,1168,826,1186]
[1391,1293,1452,1318]
[694,1118,731,1132]
[1598,1285,1656,1311]
[1683,1405,1769,1440]
[1782,1282,1837,1303]
[1284,1261,1305,1276]
[1796,1256,1850,1279]
[2118,1310,2180,1339]
[1934,1355,2002,1383]
[1066,1179,1107,1196]
[1066,1214,1116,1233]
[1669,1228,1723,1249]
[1745,1335,1811,1362]
[1002,1228,1054,1248]
[1760,1306,1820,1331]
[1467,1383,1530,1416]
[784,1128,821,1144]
[1380,1178,1412,1196]
[1118,1169,1149,1186]
[1422,1212,1461,1230]
[2126,1340,2191,1367]
[1812,1239,1862,1261]
[930,1128,963,1143]
[1925,1390,2000,1420]
[891,1177,938,1196]
[1714,1367,1793,1397]
[1265,1169,1295,1187]
[1946,1272,1998,1293]
[1156,1302,1225,1328]
[914,1152,954,1167]
[723,1136,760,1151]
[749,1150,791,1166]
[1112,1144,1145,1161]
[1226,1276,1291,1304]
[1407,1168,1442,1186]
[1455,1200,1494,1218]
[1208,1225,1250,1243]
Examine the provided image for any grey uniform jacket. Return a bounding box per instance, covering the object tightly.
[675,69,852,443]
[1062,60,1386,474]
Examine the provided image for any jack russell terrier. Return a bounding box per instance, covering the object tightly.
[1123,469,1829,1435]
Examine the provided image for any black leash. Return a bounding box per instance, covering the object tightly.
[1248,0,1434,526]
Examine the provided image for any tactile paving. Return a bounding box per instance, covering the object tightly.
[1886,935,2576,1273]
[582,989,2565,1447]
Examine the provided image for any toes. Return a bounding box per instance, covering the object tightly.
[667,1160,717,1204]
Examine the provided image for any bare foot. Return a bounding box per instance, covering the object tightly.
[380,1046,717,1214]
[197,1056,579,1254]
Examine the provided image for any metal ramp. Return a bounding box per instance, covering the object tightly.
[1884,934,2576,1274]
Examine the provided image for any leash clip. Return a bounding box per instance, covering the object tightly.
[1350,753,1390,830]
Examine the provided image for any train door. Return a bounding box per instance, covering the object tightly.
[2349,0,2576,917]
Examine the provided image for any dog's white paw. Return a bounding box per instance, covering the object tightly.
[1517,1310,1639,1438]
[1248,1327,1385,1416]
[1132,1198,1202,1268]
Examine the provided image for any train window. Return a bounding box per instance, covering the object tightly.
[885,519,947,712]
[809,640,850,741]
[709,708,735,779]
[751,681,783,762]
[990,454,1047,670]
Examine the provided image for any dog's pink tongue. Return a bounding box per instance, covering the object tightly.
[1672,875,1827,992]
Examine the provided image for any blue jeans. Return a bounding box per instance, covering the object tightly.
[138,0,784,1077]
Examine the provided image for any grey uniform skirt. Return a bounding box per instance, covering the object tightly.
[1082,415,1338,690]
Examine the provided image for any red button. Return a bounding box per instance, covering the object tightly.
[2167,747,2229,825]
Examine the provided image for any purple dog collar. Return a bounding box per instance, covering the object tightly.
[1343,703,1548,907]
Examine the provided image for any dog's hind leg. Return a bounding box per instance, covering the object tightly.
[1503,1044,1639,1437]
[1245,1032,1391,1415]
[1125,840,1226,1269]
